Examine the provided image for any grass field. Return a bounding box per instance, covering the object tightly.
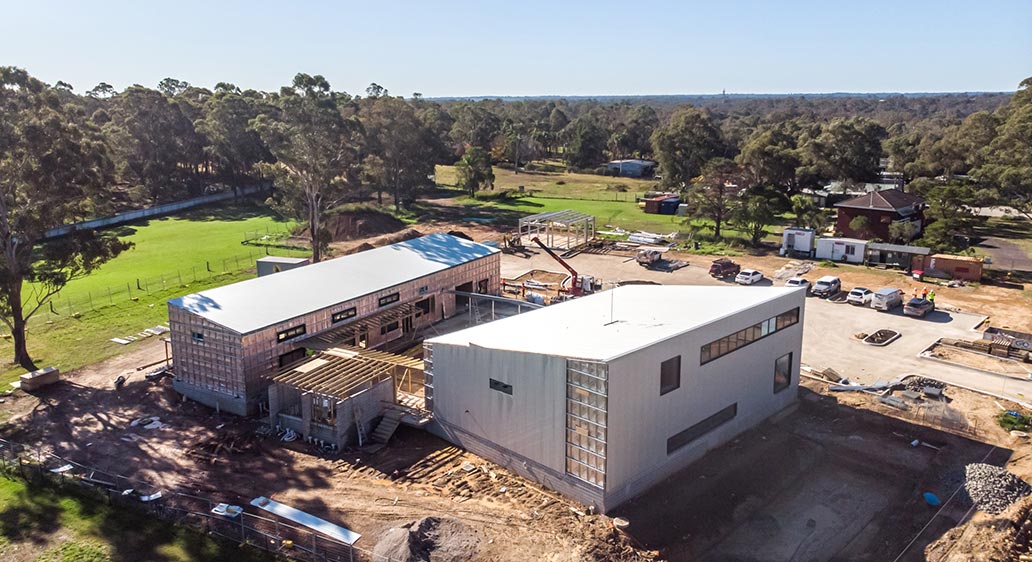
[42,202,306,309]
[0,473,269,561]
[435,163,657,201]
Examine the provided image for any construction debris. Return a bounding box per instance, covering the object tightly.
[965,463,1032,515]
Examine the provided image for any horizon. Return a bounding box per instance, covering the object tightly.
[3,0,1029,97]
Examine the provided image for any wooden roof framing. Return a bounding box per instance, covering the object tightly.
[272,346,423,401]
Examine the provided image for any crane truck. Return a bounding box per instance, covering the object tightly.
[530,237,598,296]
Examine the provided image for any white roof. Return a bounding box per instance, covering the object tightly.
[428,285,800,361]
[169,233,498,334]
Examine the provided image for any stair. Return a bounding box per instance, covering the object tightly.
[371,409,404,444]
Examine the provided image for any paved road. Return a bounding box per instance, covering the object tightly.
[978,236,1032,273]
[500,250,1032,403]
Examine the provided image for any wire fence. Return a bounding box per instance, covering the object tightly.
[524,191,650,203]
[0,436,398,562]
[43,247,304,318]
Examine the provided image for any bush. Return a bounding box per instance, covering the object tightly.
[556,180,566,185]
[998,411,1031,432]
[819,260,839,268]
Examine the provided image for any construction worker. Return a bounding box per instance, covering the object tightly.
[921,287,929,299]
[928,290,936,304]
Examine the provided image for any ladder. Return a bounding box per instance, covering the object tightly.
[354,406,366,447]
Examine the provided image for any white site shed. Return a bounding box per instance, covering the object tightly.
[780,228,816,257]
[424,285,805,512]
[815,237,868,264]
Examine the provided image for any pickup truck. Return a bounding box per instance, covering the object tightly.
[709,258,741,279]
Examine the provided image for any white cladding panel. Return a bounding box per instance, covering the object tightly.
[603,289,805,507]
[430,344,568,473]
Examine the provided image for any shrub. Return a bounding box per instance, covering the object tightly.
[998,411,1031,432]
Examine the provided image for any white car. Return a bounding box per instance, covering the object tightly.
[846,287,873,306]
[735,269,764,285]
[784,277,811,294]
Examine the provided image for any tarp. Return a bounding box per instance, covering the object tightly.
[250,497,361,545]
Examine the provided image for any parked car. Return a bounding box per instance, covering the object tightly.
[735,269,764,285]
[812,275,842,298]
[846,287,873,306]
[871,288,905,311]
[636,249,662,267]
[904,298,935,318]
[784,277,811,294]
[709,258,741,279]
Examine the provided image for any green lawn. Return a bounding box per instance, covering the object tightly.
[42,202,306,311]
[0,473,270,561]
[435,163,657,201]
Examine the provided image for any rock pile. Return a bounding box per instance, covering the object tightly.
[964,463,1032,515]
[906,377,946,394]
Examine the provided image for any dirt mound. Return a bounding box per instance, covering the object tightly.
[302,210,406,242]
[372,517,480,562]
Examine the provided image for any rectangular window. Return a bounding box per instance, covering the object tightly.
[191,332,205,343]
[378,293,400,307]
[660,356,681,395]
[489,378,513,395]
[667,403,738,454]
[415,296,435,316]
[276,324,306,343]
[774,352,792,393]
[701,307,800,365]
[845,245,856,256]
[379,321,400,336]
[332,307,357,324]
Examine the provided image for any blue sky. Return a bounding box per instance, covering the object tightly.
[3,0,1030,96]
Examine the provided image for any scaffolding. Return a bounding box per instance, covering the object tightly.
[518,210,595,250]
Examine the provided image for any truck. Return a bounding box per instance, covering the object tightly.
[709,258,741,279]
[636,249,662,267]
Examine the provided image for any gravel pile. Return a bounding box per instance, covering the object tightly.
[905,377,946,393]
[964,463,1032,515]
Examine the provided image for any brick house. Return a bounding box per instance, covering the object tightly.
[835,189,925,241]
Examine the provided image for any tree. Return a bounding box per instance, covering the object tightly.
[738,125,802,191]
[251,74,361,263]
[802,117,886,183]
[910,178,988,250]
[196,90,272,186]
[790,194,826,230]
[563,116,608,170]
[455,146,494,196]
[977,77,1032,220]
[848,216,872,239]
[449,103,501,152]
[651,107,725,187]
[733,188,782,246]
[360,95,437,210]
[0,67,131,369]
[686,158,742,238]
[86,82,116,99]
[157,77,191,97]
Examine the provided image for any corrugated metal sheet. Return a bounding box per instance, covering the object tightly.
[168,233,498,333]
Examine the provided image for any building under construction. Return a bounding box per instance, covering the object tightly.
[168,233,500,416]
[517,210,595,250]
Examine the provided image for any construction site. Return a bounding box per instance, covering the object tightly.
[5,211,1032,562]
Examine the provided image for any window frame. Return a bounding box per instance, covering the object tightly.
[489,378,513,396]
[773,352,792,394]
[700,307,800,365]
[378,292,400,307]
[276,324,307,343]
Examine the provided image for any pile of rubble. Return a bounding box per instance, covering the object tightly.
[965,463,1032,515]
[905,377,946,394]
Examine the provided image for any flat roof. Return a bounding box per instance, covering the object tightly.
[867,242,931,255]
[169,233,498,334]
[427,285,800,361]
[257,256,309,264]
[818,237,869,245]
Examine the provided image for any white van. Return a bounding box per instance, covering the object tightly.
[871,288,904,311]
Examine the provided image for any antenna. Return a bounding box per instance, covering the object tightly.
[604,281,620,326]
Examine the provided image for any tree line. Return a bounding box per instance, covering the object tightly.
[1,66,1030,370]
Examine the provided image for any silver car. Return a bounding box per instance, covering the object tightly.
[846,287,873,305]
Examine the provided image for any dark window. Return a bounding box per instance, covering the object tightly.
[379,321,400,335]
[660,356,681,395]
[378,293,400,307]
[774,352,792,393]
[701,307,800,365]
[191,332,204,342]
[332,307,357,323]
[277,324,306,342]
[845,245,856,256]
[489,378,513,395]
[279,348,307,367]
[667,403,737,454]
[415,296,435,316]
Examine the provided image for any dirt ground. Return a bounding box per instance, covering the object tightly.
[929,344,1032,377]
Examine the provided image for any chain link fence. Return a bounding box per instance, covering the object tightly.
[0,437,402,562]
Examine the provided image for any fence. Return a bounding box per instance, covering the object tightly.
[42,248,297,318]
[0,436,399,562]
[526,191,648,203]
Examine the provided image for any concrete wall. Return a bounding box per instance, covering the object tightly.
[602,290,805,510]
[268,379,394,448]
[430,345,568,473]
